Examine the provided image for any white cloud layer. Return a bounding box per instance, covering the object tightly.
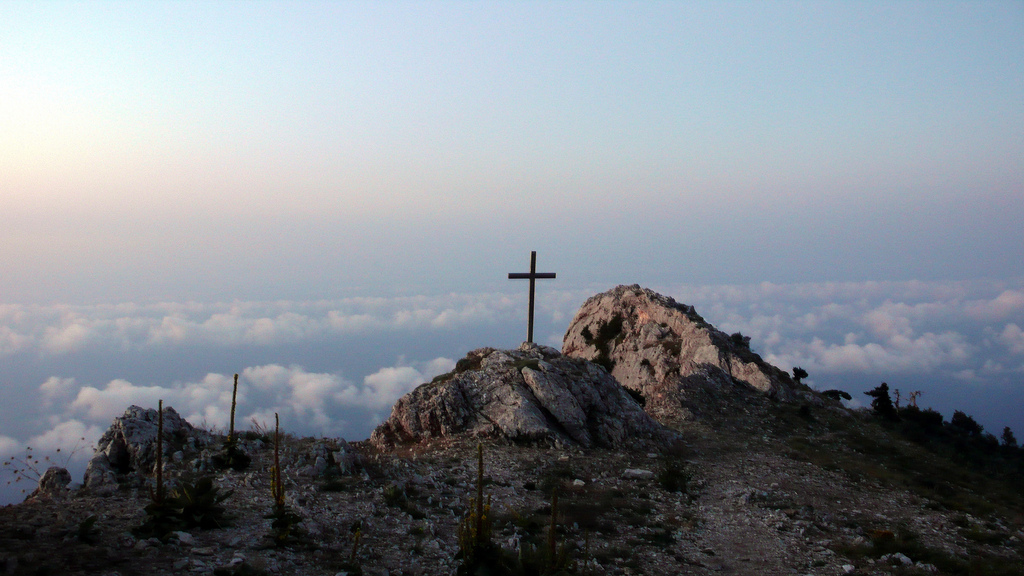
[4,280,1024,505]
[58,356,454,440]
[1001,324,1024,355]
[0,294,527,358]
[656,280,1024,384]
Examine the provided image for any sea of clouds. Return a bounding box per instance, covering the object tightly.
[3,280,1023,503]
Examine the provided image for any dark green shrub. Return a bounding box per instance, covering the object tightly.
[455,353,485,373]
[950,411,983,437]
[383,484,405,506]
[899,406,944,429]
[318,478,347,492]
[77,515,99,544]
[213,563,270,576]
[136,476,233,538]
[174,476,233,529]
[539,462,574,496]
[730,332,750,348]
[821,389,852,402]
[265,504,303,547]
[657,460,692,493]
[514,358,541,371]
[798,404,814,421]
[212,443,251,471]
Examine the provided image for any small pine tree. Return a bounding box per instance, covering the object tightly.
[865,382,898,420]
[1001,426,1017,448]
[792,367,808,385]
[730,332,751,348]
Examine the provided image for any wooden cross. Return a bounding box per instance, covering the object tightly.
[508,250,556,343]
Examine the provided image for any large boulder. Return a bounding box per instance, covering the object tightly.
[562,285,796,427]
[26,467,72,500]
[83,405,211,489]
[371,342,669,450]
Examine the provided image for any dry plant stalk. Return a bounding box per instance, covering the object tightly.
[272,412,284,507]
[475,443,484,542]
[548,490,558,564]
[229,373,238,443]
[155,399,164,504]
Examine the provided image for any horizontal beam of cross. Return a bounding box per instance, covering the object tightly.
[508,250,556,343]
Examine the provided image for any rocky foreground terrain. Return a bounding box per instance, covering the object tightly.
[2,286,1022,576]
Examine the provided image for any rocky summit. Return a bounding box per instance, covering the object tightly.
[2,287,1023,576]
[371,342,669,450]
[563,284,797,428]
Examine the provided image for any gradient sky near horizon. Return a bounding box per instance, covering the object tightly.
[1,2,1023,502]
[3,1,1021,303]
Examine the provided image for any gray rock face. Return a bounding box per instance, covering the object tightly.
[83,405,211,489]
[371,342,668,449]
[562,285,795,427]
[297,439,360,478]
[30,466,72,499]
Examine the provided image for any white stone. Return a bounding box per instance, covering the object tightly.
[622,468,654,480]
[893,552,912,566]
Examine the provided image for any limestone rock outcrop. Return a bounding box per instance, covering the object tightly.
[83,405,212,489]
[27,467,72,500]
[562,285,796,427]
[371,342,669,449]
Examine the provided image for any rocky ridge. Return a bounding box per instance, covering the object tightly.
[563,284,797,428]
[4,412,1021,576]
[2,286,1022,575]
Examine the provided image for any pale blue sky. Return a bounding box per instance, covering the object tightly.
[2,1,1022,303]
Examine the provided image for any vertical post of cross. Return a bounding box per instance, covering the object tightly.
[508,250,556,343]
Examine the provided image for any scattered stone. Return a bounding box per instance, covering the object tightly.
[881,552,913,566]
